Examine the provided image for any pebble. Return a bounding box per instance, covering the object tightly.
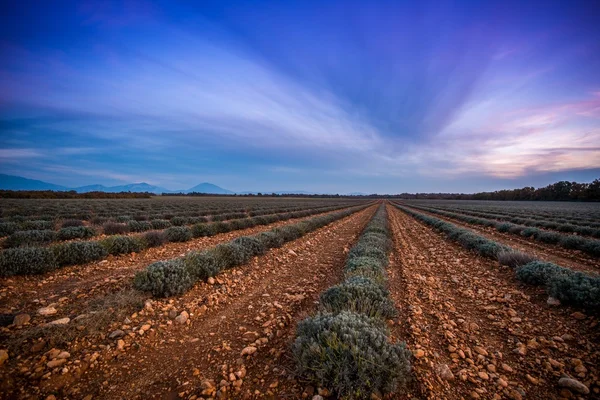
[0,350,8,365]
[478,371,489,380]
[436,364,454,381]
[109,330,125,339]
[57,351,70,359]
[474,346,488,356]
[175,311,189,324]
[413,349,425,358]
[117,340,125,350]
[241,346,257,356]
[13,313,31,326]
[558,377,589,395]
[571,312,586,320]
[208,277,216,285]
[47,359,66,368]
[48,317,70,325]
[38,307,57,316]
[547,297,561,306]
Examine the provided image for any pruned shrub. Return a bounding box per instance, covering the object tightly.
[0,247,57,276]
[4,230,57,248]
[115,215,132,223]
[293,311,411,399]
[320,276,396,319]
[256,231,284,248]
[231,236,266,258]
[516,261,568,286]
[183,250,221,280]
[21,220,54,230]
[127,220,152,233]
[582,241,600,257]
[547,272,600,309]
[211,242,251,269]
[58,226,96,241]
[497,251,537,268]
[212,222,231,234]
[133,260,193,297]
[165,226,192,243]
[151,219,171,229]
[520,227,540,238]
[272,225,303,242]
[496,222,513,233]
[0,222,18,236]
[103,222,129,235]
[143,231,167,247]
[52,241,107,266]
[170,216,189,226]
[191,223,215,238]
[101,235,143,255]
[536,231,561,244]
[61,219,83,228]
[348,242,388,265]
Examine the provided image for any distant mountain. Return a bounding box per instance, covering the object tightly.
[75,182,171,194]
[0,174,233,195]
[0,174,69,191]
[186,183,234,195]
[347,192,369,196]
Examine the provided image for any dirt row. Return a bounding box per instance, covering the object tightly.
[0,205,377,399]
[0,206,366,325]
[399,205,600,275]
[388,205,599,399]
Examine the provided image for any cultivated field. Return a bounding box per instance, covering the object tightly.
[0,198,598,399]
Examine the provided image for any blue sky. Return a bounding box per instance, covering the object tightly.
[1,0,599,193]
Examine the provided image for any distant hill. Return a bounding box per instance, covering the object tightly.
[186,183,234,195]
[0,174,233,195]
[0,174,69,191]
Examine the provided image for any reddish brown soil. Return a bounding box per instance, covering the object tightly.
[0,205,377,399]
[389,205,599,400]
[402,206,600,275]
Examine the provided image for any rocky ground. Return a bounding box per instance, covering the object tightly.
[387,205,599,400]
[0,206,376,399]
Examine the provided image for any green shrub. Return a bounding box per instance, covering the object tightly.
[320,276,396,319]
[115,215,132,222]
[212,222,231,234]
[21,220,54,230]
[520,227,540,238]
[231,236,266,258]
[293,311,411,399]
[127,220,152,232]
[101,235,143,255]
[497,251,537,268]
[547,272,600,309]
[183,250,221,280]
[536,231,561,244]
[171,216,189,226]
[57,226,96,240]
[272,225,303,242]
[582,241,600,257]
[61,219,83,228]
[133,260,193,297]
[52,241,107,266]
[256,231,284,248]
[4,230,57,248]
[143,231,167,247]
[0,222,18,236]
[347,243,388,265]
[496,222,513,233]
[151,219,171,229]
[165,226,192,243]
[103,222,129,235]
[211,242,251,269]
[191,223,216,238]
[516,261,568,286]
[0,247,57,276]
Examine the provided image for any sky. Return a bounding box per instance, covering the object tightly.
[1,0,599,194]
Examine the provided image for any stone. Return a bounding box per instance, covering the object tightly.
[109,329,125,339]
[414,349,425,358]
[0,350,8,366]
[288,249,298,256]
[48,317,70,325]
[168,309,178,319]
[13,313,31,326]
[38,307,57,316]
[478,371,489,380]
[208,277,216,285]
[117,340,125,350]
[140,324,151,332]
[473,346,488,356]
[571,312,586,320]
[47,359,67,368]
[547,297,561,306]
[507,389,522,400]
[436,364,454,381]
[486,364,496,373]
[501,363,513,372]
[175,311,189,324]
[526,374,539,385]
[558,377,589,395]
[241,346,257,356]
[312,396,324,400]
[57,351,70,359]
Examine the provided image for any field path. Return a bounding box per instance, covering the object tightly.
[0,207,359,326]
[3,205,376,399]
[387,205,599,399]
[400,205,600,275]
